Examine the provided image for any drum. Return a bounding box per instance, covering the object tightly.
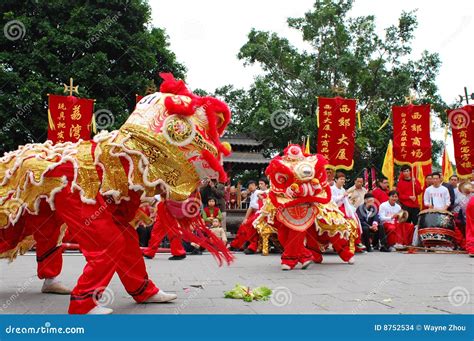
[417,209,456,248]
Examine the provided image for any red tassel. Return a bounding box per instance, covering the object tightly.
[201,97,231,155]
[201,149,227,183]
[157,202,234,266]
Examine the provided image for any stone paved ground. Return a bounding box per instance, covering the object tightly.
[0,251,472,314]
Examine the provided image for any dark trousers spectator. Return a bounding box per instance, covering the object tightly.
[361,225,389,251]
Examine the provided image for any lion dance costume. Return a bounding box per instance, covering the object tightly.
[0,74,233,314]
[254,145,357,270]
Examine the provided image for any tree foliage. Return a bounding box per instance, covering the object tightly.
[217,0,445,176]
[0,0,185,152]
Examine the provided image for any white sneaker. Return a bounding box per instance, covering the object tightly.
[144,290,177,303]
[301,260,311,270]
[86,306,113,315]
[41,278,71,295]
[281,264,292,271]
[347,257,355,265]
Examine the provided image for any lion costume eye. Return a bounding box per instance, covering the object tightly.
[274,172,288,184]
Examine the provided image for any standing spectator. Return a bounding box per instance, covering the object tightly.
[396,165,422,225]
[356,194,384,252]
[227,185,238,209]
[331,172,365,252]
[372,177,390,208]
[449,175,459,192]
[453,182,473,248]
[326,168,335,187]
[331,172,347,208]
[202,197,222,227]
[442,180,456,211]
[422,174,434,209]
[454,182,474,215]
[347,177,367,208]
[424,174,434,188]
[229,180,258,251]
[424,172,450,211]
[240,190,248,209]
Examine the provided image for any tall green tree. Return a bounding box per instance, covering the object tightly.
[217,0,445,176]
[0,0,185,152]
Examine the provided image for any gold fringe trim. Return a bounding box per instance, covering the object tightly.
[0,235,35,262]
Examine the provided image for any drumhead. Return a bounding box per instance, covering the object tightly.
[419,209,454,216]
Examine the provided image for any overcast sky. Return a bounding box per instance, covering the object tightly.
[150,0,474,164]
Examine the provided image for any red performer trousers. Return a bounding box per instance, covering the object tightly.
[143,215,186,258]
[306,227,353,262]
[230,214,258,251]
[466,197,474,254]
[395,222,414,246]
[53,187,158,314]
[11,200,64,279]
[382,223,398,247]
[277,224,312,268]
[230,224,247,250]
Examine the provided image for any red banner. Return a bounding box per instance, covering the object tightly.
[47,95,95,144]
[448,105,474,179]
[317,97,356,170]
[392,104,432,165]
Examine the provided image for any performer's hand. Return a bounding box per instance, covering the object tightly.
[409,196,416,201]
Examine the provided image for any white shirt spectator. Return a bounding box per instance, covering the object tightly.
[423,185,450,210]
[378,201,402,224]
[331,185,346,207]
[249,190,259,210]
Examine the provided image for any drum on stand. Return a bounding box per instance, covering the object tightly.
[417,209,456,249]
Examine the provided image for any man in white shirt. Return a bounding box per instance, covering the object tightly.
[331,172,366,252]
[424,172,450,211]
[331,172,347,208]
[378,190,414,249]
[379,192,402,225]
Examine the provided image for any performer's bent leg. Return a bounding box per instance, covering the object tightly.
[329,234,354,262]
[230,223,248,249]
[115,224,158,302]
[29,201,64,280]
[168,232,186,257]
[54,189,132,314]
[143,219,167,258]
[280,228,311,269]
[305,227,323,263]
[246,227,259,252]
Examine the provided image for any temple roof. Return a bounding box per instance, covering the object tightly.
[221,132,262,147]
[223,152,270,165]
